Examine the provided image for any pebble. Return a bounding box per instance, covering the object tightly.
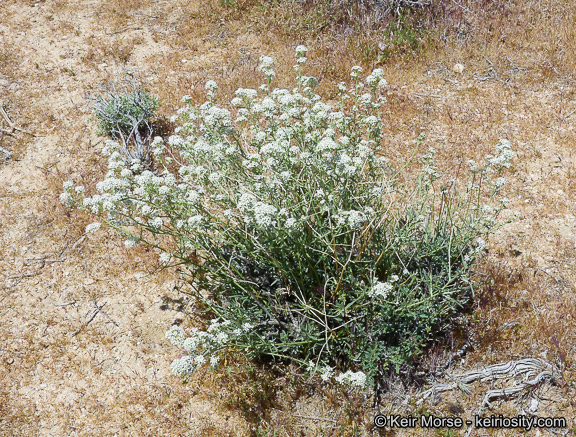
[453,63,465,74]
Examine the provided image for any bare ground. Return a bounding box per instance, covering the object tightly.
[1,0,576,435]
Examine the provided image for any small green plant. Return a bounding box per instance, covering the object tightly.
[91,75,159,163]
[388,0,431,15]
[93,81,158,138]
[380,13,423,59]
[64,46,514,388]
[435,429,456,437]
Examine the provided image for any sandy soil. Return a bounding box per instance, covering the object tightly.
[1,0,576,436]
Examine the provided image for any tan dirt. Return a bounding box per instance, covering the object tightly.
[1,0,576,436]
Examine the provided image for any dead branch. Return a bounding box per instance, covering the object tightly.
[0,145,11,160]
[295,414,337,422]
[52,301,77,307]
[421,358,558,400]
[6,271,42,281]
[420,358,561,437]
[0,104,39,137]
[71,302,107,336]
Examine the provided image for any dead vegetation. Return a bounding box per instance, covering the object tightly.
[1,0,576,435]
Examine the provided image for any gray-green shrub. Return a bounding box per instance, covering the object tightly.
[92,75,159,163]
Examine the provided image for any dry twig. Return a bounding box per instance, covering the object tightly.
[563,108,576,120]
[0,104,38,137]
[295,414,337,422]
[71,302,107,336]
[52,301,77,307]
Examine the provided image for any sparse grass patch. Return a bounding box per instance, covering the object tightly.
[379,13,425,60]
[0,49,14,75]
[98,38,138,65]
[213,360,280,424]
[95,0,154,29]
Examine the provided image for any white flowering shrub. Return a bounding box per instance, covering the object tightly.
[63,47,514,387]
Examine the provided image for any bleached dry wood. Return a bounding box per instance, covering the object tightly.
[420,358,561,437]
[420,358,557,400]
[0,144,11,160]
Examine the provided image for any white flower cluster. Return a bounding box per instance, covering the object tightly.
[170,356,195,377]
[205,80,218,101]
[259,55,275,79]
[205,80,218,92]
[350,65,363,79]
[237,192,280,228]
[320,365,334,381]
[124,237,137,248]
[306,362,367,388]
[421,146,439,181]
[365,68,387,89]
[165,325,186,347]
[143,137,163,159]
[252,201,277,227]
[165,319,254,377]
[475,237,487,252]
[494,177,506,189]
[368,281,393,299]
[85,222,101,233]
[334,210,367,230]
[488,139,514,169]
[202,105,232,131]
[60,180,75,205]
[232,88,258,107]
[466,140,514,184]
[335,370,367,388]
[295,45,308,65]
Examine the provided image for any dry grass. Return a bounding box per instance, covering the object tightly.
[1,0,576,435]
